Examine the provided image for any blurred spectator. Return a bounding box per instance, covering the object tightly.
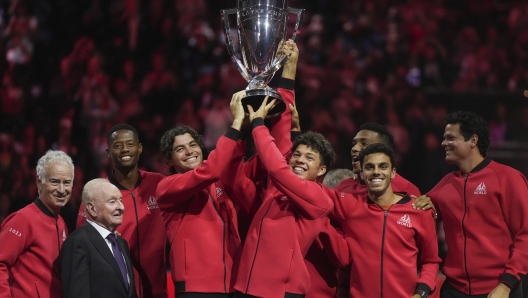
[140,52,178,115]
[489,102,508,147]
[199,97,233,150]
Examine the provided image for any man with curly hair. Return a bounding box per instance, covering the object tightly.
[233,97,336,298]
[156,91,254,298]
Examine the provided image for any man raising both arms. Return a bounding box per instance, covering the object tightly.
[233,96,335,298]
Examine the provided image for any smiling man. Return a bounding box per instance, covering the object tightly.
[76,124,167,298]
[0,150,73,298]
[156,91,253,297]
[62,179,138,298]
[419,111,528,298]
[233,98,335,298]
[335,123,421,197]
[329,143,440,298]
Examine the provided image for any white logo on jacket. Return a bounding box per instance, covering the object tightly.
[397,214,412,227]
[474,182,487,194]
[216,187,224,198]
[63,230,67,241]
[280,196,288,201]
[147,196,159,209]
[9,228,21,237]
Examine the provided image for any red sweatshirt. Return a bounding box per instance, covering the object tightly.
[0,199,68,298]
[77,170,167,298]
[234,120,334,298]
[156,128,246,294]
[321,172,421,298]
[329,190,441,297]
[427,156,528,294]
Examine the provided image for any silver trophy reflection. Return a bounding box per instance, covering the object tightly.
[221,0,304,118]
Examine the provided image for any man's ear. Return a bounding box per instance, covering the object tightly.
[86,202,97,218]
[317,165,327,177]
[36,177,43,194]
[470,134,478,149]
[391,167,396,179]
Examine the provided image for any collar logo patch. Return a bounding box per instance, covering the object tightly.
[216,187,224,198]
[147,196,159,209]
[474,182,487,194]
[397,214,412,227]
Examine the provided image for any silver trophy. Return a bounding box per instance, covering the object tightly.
[221,0,304,118]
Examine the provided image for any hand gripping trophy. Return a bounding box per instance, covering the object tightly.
[221,0,304,118]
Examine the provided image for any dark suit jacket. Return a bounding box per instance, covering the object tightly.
[61,222,139,298]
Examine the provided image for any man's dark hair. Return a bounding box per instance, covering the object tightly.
[291,131,336,168]
[159,126,204,172]
[358,123,394,149]
[106,124,139,145]
[359,143,395,169]
[445,111,490,156]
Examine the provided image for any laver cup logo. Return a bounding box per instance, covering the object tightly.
[474,182,487,194]
[147,196,159,210]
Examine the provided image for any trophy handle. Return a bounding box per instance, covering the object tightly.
[251,7,305,83]
[221,8,252,83]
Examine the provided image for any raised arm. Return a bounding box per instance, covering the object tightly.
[271,40,298,155]
[221,97,260,216]
[250,122,332,219]
[156,91,247,209]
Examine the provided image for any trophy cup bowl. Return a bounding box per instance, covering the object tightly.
[221,0,304,118]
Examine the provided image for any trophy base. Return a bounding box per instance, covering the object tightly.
[243,89,286,118]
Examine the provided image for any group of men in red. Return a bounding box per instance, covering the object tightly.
[1,40,527,298]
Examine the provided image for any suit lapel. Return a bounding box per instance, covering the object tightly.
[83,222,128,290]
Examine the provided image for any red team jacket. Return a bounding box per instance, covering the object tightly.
[427,156,528,294]
[329,189,441,298]
[0,199,68,298]
[234,119,334,298]
[77,170,167,298]
[156,128,246,294]
[316,172,422,298]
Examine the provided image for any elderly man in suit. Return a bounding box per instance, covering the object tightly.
[61,178,138,298]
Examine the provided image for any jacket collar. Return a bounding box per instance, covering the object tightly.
[34,198,56,218]
[367,192,410,205]
[469,155,491,173]
[108,170,142,190]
